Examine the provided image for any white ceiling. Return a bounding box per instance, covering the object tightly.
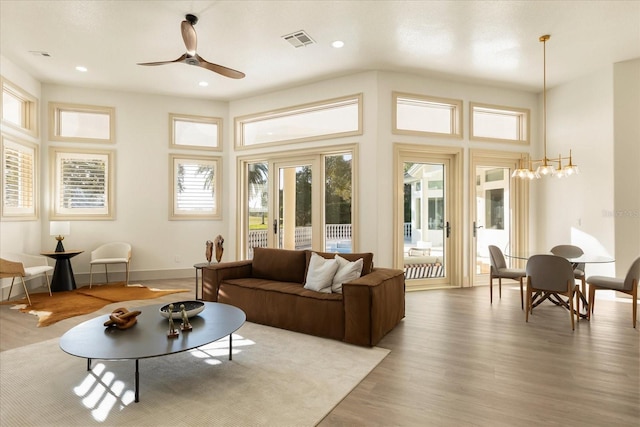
[1,1,639,101]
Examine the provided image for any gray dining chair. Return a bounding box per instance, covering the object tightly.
[550,245,586,310]
[488,245,526,309]
[526,254,579,330]
[587,257,640,328]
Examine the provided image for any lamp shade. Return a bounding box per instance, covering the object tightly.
[50,221,71,236]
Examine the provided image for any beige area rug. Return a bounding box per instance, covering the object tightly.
[1,283,189,327]
[0,321,389,426]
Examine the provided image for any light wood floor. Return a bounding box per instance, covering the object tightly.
[1,279,638,426]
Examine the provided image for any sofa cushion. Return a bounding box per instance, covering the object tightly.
[252,247,307,283]
[332,254,364,293]
[303,252,339,293]
[305,250,374,278]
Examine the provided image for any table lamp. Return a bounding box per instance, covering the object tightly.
[50,221,70,252]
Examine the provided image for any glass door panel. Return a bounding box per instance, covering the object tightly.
[275,159,318,250]
[246,162,269,259]
[324,153,353,253]
[403,161,448,283]
[474,167,511,277]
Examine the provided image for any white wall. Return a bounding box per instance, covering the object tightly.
[0,55,42,256]
[4,60,629,288]
[537,66,616,276]
[613,58,640,275]
[229,70,539,279]
[39,85,229,282]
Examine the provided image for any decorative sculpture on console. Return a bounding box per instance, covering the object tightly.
[214,235,224,263]
[205,240,213,264]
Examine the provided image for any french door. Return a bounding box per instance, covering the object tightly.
[395,144,462,290]
[469,150,528,286]
[239,146,355,259]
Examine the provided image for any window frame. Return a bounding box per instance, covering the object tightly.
[169,154,222,220]
[1,77,39,138]
[49,147,115,220]
[469,102,530,145]
[392,91,463,139]
[235,94,363,149]
[1,133,38,220]
[169,113,222,151]
[49,102,116,144]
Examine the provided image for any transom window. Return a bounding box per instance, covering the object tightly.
[393,92,462,138]
[170,114,222,150]
[470,102,529,144]
[170,154,221,220]
[50,148,114,219]
[1,78,38,137]
[1,134,37,219]
[235,94,362,148]
[49,102,115,143]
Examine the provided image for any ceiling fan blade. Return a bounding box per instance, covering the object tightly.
[138,54,188,66]
[195,54,245,79]
[181,20,197,56]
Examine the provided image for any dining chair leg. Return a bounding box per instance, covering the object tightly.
[632,281,638,328]
[568,283,575,331]
[519,278,524,310]
[525,278,531,322]
[125,262,129,286]
[489,274,493,304]
[588,284,596,319]
[104,265,109,284]
[89,265,94,288]
[498,278,502,299]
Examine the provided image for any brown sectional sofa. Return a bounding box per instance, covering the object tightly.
[202,247,405,347]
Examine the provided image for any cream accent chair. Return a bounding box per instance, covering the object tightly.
[89,242,132,288]
[587,257,640,328]
[488,245,526,309]
[526,254,579,330]
[0,253,53,306]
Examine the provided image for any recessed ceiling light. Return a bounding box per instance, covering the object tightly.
[75,66,88,72]
[331,40,345,48]
[199,81,209,87]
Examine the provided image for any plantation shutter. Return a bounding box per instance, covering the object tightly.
[59,156,106,208]
[2,139,35,216]
[175,160,215,212]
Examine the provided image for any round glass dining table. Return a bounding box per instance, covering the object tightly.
[505,251,614,318]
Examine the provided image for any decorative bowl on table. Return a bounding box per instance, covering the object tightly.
[159,301,205,319]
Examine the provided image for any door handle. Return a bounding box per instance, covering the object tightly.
[273,219,278,234]
[445,221,451,238]
[473,221,484,237]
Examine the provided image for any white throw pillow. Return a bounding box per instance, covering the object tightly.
[304,252,339,293]
[331,254,364,293]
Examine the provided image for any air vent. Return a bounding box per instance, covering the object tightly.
[282,30,315,48]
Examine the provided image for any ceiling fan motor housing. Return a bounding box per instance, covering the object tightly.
[185,14,198,25]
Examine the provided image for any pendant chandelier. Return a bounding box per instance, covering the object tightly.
[512,35,579,179]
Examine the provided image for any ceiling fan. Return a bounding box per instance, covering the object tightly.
[138,14,245,79]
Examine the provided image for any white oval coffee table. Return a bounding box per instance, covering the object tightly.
[59,301,246,402]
